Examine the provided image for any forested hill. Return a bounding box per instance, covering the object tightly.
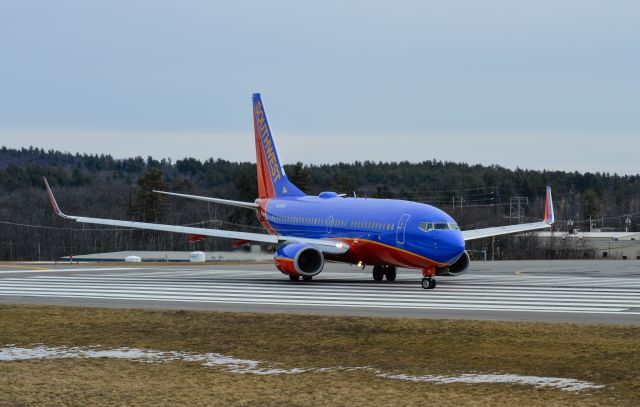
[1,146,639,261]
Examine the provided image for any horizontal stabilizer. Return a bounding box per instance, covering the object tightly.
[153,190,259,209]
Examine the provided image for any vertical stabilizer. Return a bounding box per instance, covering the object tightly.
[252,93,305,198]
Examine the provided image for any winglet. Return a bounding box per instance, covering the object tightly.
[43,177,75,220]
[543,185,554,225]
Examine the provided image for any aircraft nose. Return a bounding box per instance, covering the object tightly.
[436,231,465,262]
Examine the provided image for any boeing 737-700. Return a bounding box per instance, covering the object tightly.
[44,93,554,289]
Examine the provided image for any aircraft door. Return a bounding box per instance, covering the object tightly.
[326,215,334,234]
[396,214,411,245]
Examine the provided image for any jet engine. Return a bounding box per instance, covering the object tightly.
[436,250,470,276]
[274,242,325,277]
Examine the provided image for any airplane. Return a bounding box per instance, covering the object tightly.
[43,93,555,289]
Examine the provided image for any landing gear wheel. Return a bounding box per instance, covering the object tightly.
[385,267,397,282]
[289,275,300,281]
[372,265,384,281]
[302,276,313,281]
[421,277,436,289]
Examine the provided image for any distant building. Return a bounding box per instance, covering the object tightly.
[534,231,640,260]
[61,246,271,263]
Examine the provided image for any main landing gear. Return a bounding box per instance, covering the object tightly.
[372,265,397,282]
[421,266,437,289]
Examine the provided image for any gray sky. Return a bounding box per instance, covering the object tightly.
[1,0,639,174]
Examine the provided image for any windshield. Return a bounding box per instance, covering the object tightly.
[419,221,459,232]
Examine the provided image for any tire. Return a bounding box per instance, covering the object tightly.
[302,276,313,281]
[289,275,300,281]
[372,266,384,281]
[385,267,397,282]
[421,278,436,289]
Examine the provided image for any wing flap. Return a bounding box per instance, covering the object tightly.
[73,216,280,244]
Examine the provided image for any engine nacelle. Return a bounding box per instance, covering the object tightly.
[436,250,470,276]
[274,243,325,277]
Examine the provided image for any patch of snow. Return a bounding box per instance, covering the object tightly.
[0,345,603,392]
[376,372,605,392]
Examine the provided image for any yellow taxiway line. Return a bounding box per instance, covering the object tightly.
[0,264,50,271]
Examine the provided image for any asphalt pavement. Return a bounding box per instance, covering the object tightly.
[0,260,639,324]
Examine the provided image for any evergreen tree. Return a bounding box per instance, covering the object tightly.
[331,174,351,194]
[135,168,169,222]
[287,162,310,192]
[234,166,258,201]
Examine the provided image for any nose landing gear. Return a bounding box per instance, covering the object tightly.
[421,266,437,289]
[421,277,436,289]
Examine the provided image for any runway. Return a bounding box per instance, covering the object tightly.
[0,260,639,324]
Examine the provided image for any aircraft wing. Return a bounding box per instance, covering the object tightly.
[461,186,555,241]
[44,178,347,255]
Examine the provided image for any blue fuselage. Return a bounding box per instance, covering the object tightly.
[259,194,466,269]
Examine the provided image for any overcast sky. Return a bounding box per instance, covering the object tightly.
[1,1,638,174]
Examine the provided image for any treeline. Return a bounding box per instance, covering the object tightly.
[1,146,639,261]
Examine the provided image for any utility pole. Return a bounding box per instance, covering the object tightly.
[509,197,528,224]
[491,236,495,260]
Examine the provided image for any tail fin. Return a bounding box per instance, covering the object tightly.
[543,186,555,225]
[252,93,305,199]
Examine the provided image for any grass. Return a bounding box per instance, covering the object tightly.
[0,304,638,406]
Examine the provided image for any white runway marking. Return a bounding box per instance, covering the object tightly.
[1,268,639,317]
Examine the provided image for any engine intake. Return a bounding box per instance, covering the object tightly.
[436,250,470,276]
[274,243,324,277]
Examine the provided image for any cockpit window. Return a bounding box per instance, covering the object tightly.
[419,222,459,232]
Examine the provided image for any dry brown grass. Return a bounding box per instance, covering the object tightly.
[0,305,637,406]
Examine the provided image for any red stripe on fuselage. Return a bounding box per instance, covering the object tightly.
[326,237,447,269]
